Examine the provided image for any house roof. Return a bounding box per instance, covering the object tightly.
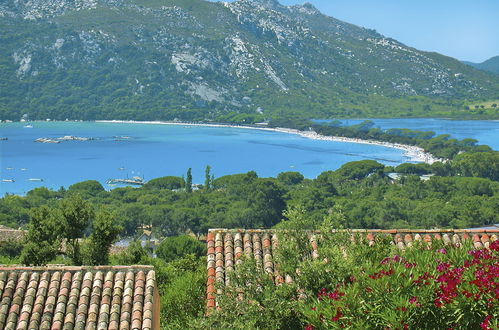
[0,265,156,330]
[205,228,499,309]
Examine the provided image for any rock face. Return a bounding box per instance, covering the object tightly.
[1,0,498,120]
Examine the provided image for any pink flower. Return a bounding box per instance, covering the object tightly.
[305,325,315,330]
[437,248,447,254]
[409,296,418,304]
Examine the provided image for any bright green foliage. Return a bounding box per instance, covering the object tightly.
[156,235,206,263]
[83,209,122,265]
[20,206,64,265]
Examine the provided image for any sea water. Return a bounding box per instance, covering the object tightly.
[1,119,497,195]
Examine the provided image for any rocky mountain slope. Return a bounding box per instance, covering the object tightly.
[1,0,498,121]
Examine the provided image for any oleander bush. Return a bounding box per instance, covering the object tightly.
[200,231,498,329]
[299,239,499,329]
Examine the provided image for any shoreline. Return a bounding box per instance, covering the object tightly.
[95,120,440,164]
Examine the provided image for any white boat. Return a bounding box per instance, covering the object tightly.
[24,124,33,128]
[1,179,14,183]
[28,178,43,182]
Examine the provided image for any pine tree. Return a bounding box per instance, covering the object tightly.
[186,168,193,193]
[204,165,212,191]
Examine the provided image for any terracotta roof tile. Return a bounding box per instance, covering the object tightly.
[206,228,499,309]
[0,266,156,329]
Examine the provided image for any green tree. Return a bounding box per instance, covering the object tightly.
[186,168,193,193]
[143,176,184,190]
[21,206,63,265]
[83,209,122,265]
[204,165,212,191]
[60,194,94,265]
[157,235,206,263]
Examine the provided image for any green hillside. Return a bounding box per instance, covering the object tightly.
[1,0,499,121]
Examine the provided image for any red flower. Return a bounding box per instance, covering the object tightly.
[331,308,343,322]
[480,315,491,330]
[305,325,315,330]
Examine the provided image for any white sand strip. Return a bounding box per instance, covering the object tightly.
[95,120,440,164]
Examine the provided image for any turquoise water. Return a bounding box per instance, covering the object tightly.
[315,118,499,150]
[0,121,408,195]
[1,119,497,195]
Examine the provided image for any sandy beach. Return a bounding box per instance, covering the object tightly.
[96,120,440,164]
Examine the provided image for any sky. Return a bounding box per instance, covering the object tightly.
[221,0,499,63]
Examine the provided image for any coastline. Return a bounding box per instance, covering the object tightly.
[95,120,440,164]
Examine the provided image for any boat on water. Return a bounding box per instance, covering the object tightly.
[0,137,7,141]
[106,176,145,186]
[24,124,33,128]
[1,179,14,183]
[28,178,43,182]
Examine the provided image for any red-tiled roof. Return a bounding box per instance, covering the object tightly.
[0,265,158,329]
[205,228,499,309]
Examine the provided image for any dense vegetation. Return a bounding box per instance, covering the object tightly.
[1,152,498,236]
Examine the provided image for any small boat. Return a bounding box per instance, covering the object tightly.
[6,167,14,170]
[28,178,43,182]
[1,179,14,183]
[0,137,7,141]
[20,168,27,171]
[118,167,125,171]
[24,124,33,128]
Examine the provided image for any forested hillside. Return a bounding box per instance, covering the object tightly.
[1,0,499,121]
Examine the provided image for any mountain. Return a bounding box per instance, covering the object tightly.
[464,56,499,75]
[1,0,499,121]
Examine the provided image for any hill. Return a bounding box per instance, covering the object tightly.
[1,0,499,121]
[464,55,499,75]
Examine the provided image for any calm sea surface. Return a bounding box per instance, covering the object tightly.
[1,119,497,195]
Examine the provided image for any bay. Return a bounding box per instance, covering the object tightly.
[1,121,408,195]
[1,118,497,196]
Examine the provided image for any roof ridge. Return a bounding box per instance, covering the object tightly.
[0,265,155,272]
[208,228,499,233]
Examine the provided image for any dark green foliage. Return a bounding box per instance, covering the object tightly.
[157,235,206,263]
[395,163,431,175]
[277,171,305,186]
[143,176,184,190]
[186,168,193,193]
[204,165,212,191]
[68,180,105,197]
[0,240,23,259]
[333,160,385,181]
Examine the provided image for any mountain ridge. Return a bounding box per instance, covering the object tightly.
[464,56,499,75]
[1,0,498,121]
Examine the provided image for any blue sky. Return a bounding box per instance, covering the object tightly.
[220,0,499,63]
